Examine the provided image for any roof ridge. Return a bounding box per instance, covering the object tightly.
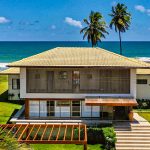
[96,47,149,67]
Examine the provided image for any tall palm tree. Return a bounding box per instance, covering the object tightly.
[80,11,108,47]
[109,3,131,55]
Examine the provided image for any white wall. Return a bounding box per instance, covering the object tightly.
[20,68,137,99]
[8,75,20,100]
[136,74,150,99]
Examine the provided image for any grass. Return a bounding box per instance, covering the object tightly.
[0,75,8,99]
[134,109,150,112]
[138,112,150,123]
[30,144,103,150]
[0,75,8,94]
[0,102,21,124]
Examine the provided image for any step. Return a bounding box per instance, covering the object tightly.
[115,130,150,134]
[114,125,131,128]
[132,127,150,130]
[116,133,150,137]
[116,136,150,140]
[116,143,150,148]
[116,147,150,150]
[117,140,150,144]
[131,124,150,127]
[115,127,131,131]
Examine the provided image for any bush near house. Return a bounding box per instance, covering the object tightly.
[102,127,116,150]
[135,99,150,109]
[0,129,31,150]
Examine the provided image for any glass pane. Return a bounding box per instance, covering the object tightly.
[29,101,39,117]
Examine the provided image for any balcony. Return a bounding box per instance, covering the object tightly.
[26,68,130,94]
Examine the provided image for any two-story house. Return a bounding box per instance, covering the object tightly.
[3,47,150,123]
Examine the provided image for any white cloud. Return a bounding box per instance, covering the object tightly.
[135,5,150,16]
[135,5,145,13]
[0,17,10,24]
[65,17,82,28]
[51,25,56,29]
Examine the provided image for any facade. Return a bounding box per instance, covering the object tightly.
[0,68,20,100]
[3,47,150,122]
[136,69,150,99]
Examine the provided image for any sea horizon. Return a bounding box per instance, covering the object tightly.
[0,41,150,69]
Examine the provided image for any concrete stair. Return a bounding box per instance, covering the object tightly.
[115,124,150,150]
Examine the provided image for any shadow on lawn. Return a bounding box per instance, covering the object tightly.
[0,90,8,100]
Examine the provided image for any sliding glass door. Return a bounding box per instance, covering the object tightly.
[71,101,80,117]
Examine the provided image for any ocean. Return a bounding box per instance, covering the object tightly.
[0,41,150,69]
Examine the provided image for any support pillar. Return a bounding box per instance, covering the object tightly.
[128,106,134,122]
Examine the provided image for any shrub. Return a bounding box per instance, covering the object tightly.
[135,99,150,109]
[87,127,103,144]
[0,129,31,150]
[102,127,116,150]
[74,127,104,144]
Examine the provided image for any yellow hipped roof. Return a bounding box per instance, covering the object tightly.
[0,67,20,75]
[7,47,150,68]
[137,69,150,75]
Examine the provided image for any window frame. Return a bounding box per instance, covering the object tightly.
[137,79,148,84]
[12,79,20,90]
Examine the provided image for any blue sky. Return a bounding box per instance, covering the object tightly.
[0,0,149,41]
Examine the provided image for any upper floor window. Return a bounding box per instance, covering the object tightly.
[137,79,147,84]
[58,71,68,79]
[12,79,20,90]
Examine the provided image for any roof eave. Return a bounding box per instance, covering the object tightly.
[7,65,150,69]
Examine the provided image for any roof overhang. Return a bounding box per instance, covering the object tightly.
[0,68,20,75]
[85,97,138,106]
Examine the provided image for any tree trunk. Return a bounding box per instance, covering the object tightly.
[91,35,94,47]
[119,31,122,55]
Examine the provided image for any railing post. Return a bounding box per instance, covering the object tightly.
[25,99,29,119]
[83,144,87,150]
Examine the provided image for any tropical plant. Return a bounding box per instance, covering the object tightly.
[109,3,131,55]
[102,127,117,150]
[80,11,108,47]
[0,129,31,150]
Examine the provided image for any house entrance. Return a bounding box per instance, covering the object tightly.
[113,106,128,121]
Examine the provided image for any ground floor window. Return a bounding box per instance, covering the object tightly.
[47,101,55,117]
[29,100,101,118]
[72,101,80,117]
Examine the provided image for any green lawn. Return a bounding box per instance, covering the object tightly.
[0,75,8,98]
[31,144,103,150]
[0,102,21,124]
[138,112,150,123]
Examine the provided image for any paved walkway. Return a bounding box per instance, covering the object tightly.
[132,112,150,126]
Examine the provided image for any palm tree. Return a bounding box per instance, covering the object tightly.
[80,11,108,47]
[109,3,131,55]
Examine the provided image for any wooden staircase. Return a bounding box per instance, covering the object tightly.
[115,122,150,150]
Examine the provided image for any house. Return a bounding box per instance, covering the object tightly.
[136,69,150,99]
[0,67,20,100]
[2,47,150,123]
